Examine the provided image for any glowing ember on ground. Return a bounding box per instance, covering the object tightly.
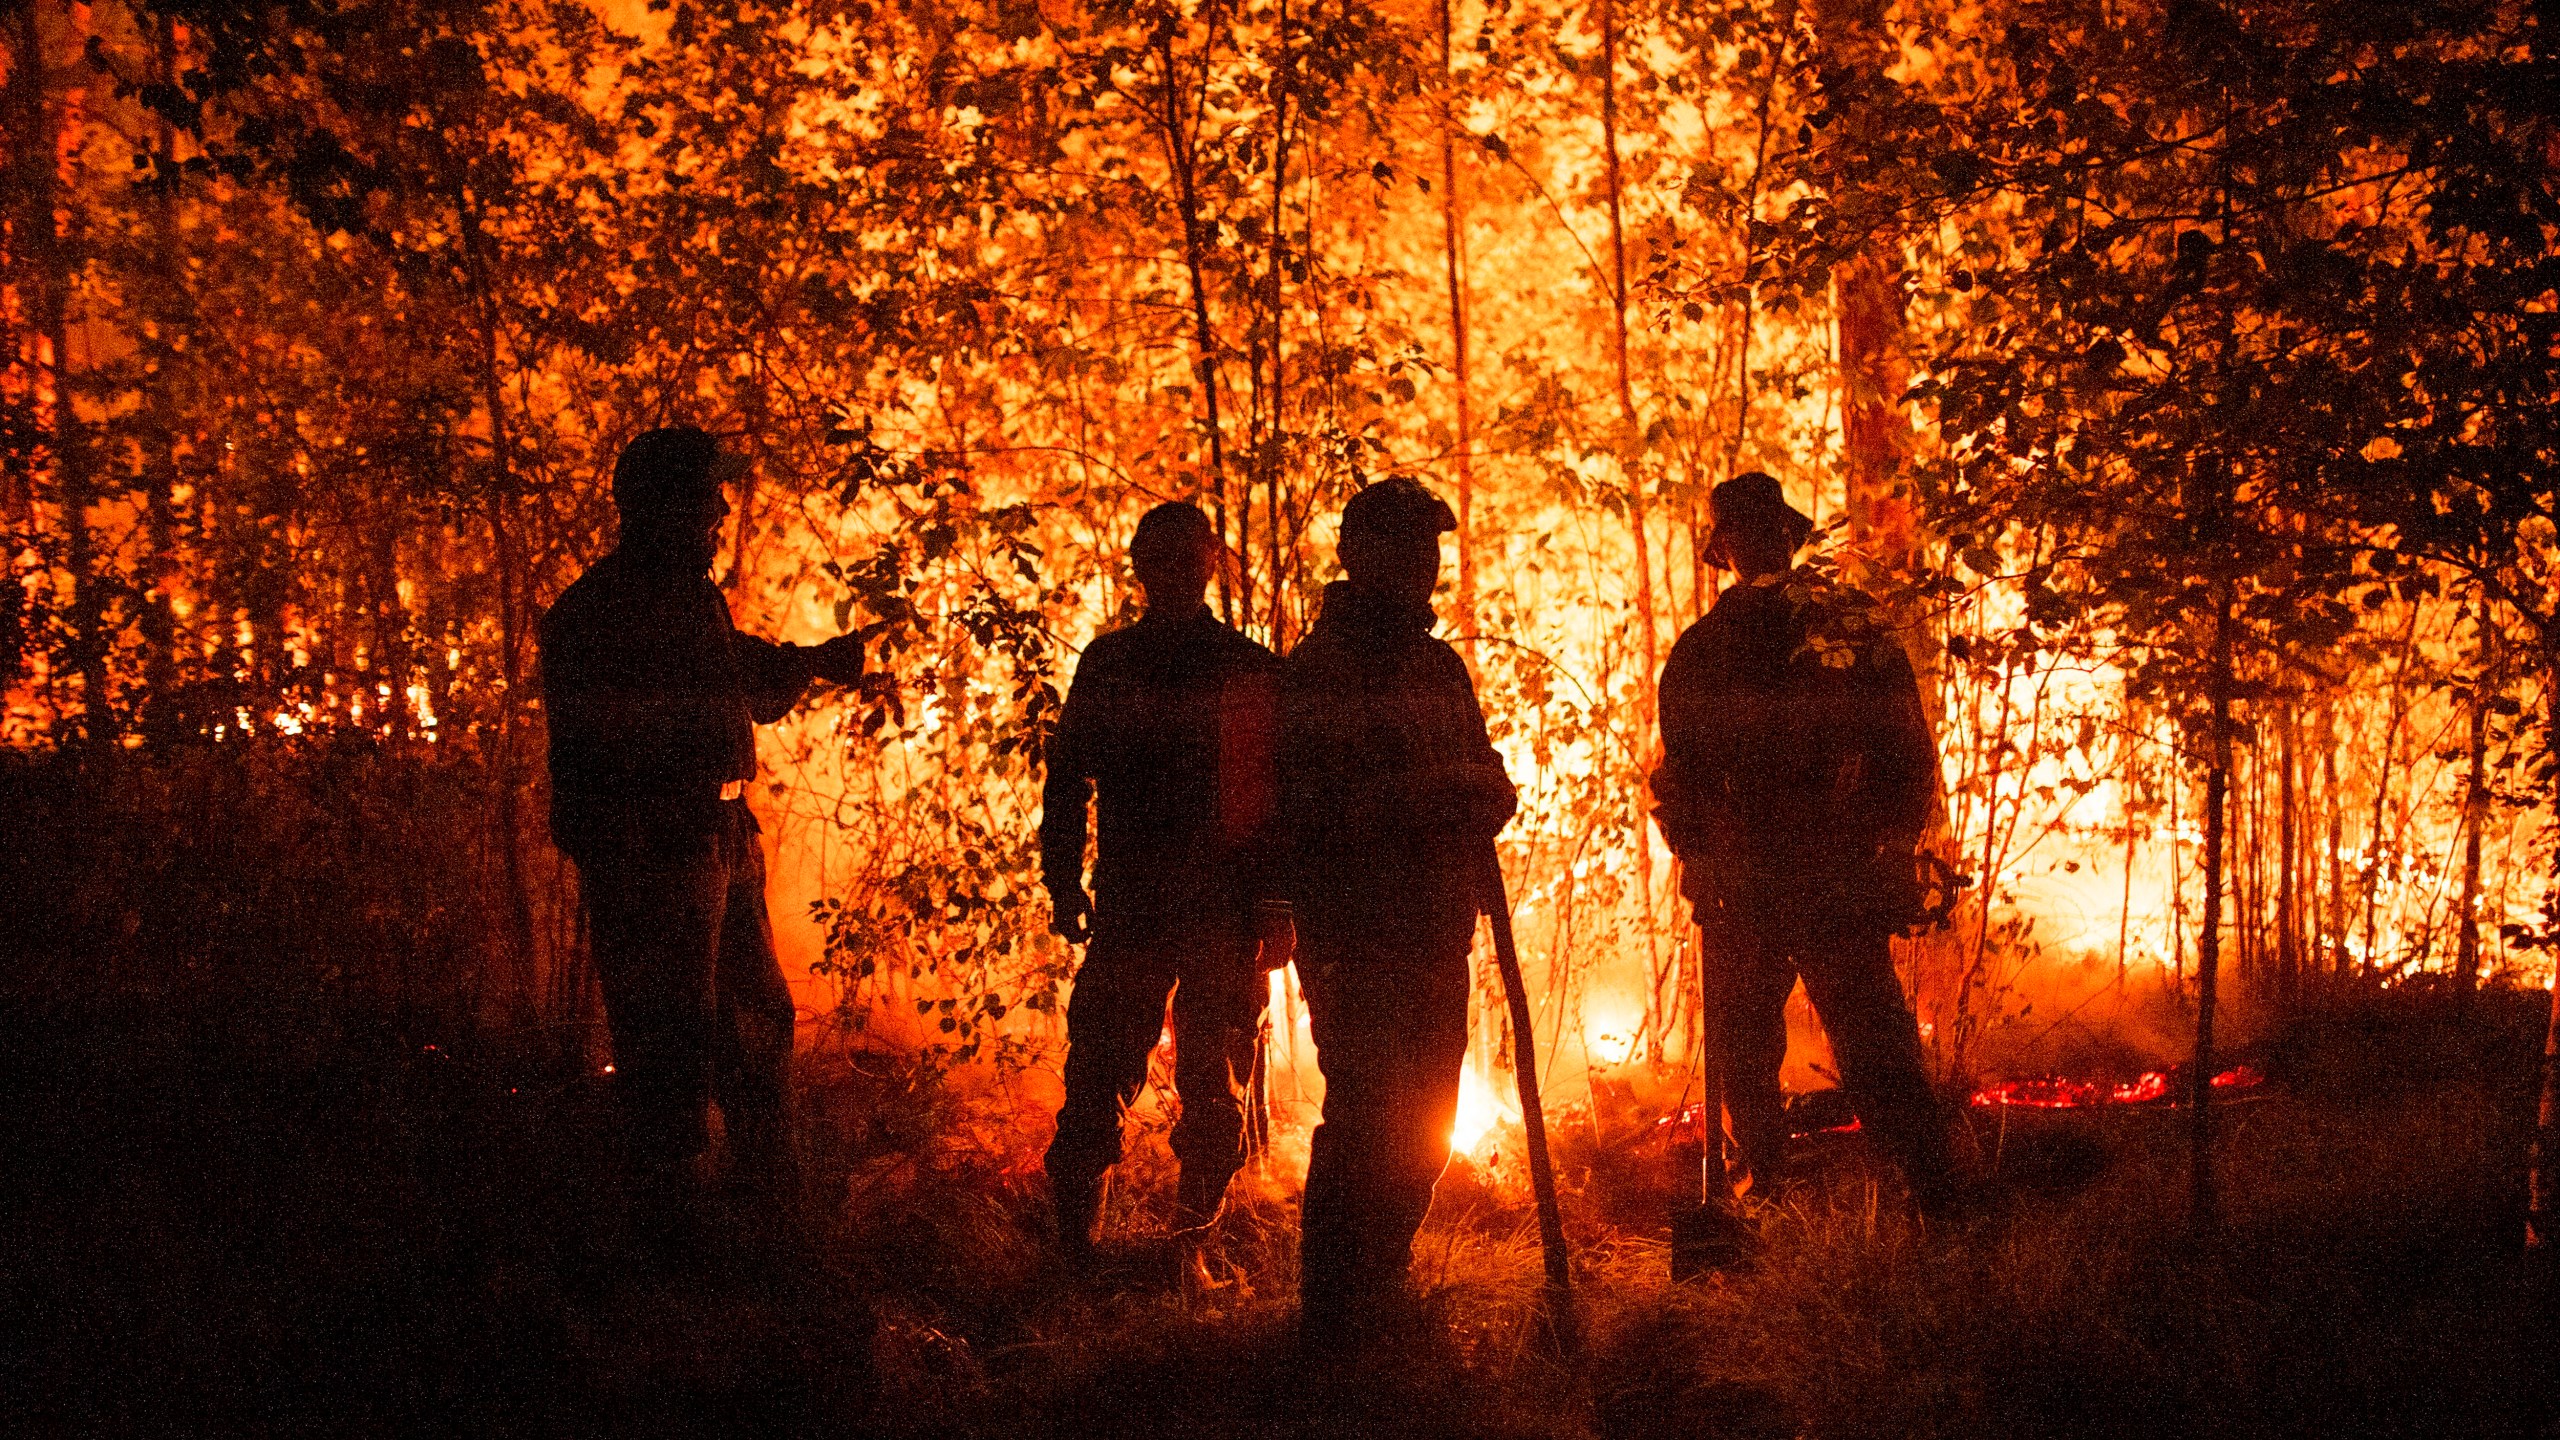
[1645,1094,1862,1147]
[2112,1071,2170,1104]
[1968,1077,2110,1109]
[1970,1064,2264,1110]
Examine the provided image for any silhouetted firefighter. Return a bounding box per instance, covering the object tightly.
[1040,502,1289,1264]
[1653,473,1957,1214]
[539,426,868,1259]
[1281,478,1517,1346]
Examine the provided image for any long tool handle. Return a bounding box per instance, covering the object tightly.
[1700,925,1728,1205]
[1484,851,1578,1353]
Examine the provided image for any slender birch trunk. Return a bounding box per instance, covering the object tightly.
[2363,605,2425,977]
[2118,693,2138,988]
[2455,662,2490,994]
[2278,706,2301,1003]
[137,15,189,740]
[1154,19,1235,624]
[2528,647,2560,1266]
[2191,580,2235,1232]
[1596,0,1655,682]
[1437,0,1476,643]
[1596,0,1665,1030]
[2171,762,2187,987]
[456,184,540,1029]
[1263,0,1293,648]
[2324,702,2347,976]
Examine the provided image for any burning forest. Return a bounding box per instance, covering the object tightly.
[7,0,2560,1435]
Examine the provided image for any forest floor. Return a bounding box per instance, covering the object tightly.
[10,984,2557,1439]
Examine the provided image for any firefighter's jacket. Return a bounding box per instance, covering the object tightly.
[1278,580,1516,955]
[1040,602,1282,935]
[539,548,813,858]
[1653,566,1936,915]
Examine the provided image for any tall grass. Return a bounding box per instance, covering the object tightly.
[806,988,2547,1439]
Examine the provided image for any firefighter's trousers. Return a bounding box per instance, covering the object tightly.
[1708,903,1950,1201]
[1297,941,1472,1335]
[578,800,796,1180]
[1045,921,1266,1214]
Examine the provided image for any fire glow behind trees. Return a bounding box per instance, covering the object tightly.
[5,0,2556,1170]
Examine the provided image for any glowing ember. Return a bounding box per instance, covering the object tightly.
[1969,1077,2110,1110]
[1970,1065,2264,1110]
[2112,1071,2170,1104]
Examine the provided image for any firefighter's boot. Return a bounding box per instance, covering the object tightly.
[1051,1169,1102,1270]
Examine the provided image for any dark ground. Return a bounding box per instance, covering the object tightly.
[8,975,2559,1439]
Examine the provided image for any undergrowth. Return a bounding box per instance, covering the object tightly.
[11,920,2552,1438]
[799,990,2549,1440]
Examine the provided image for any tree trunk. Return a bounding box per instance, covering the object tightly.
[1837,249,1914,574]
[2118,694,2139,988]
[2323,701,2346,976]
[1596,0,1666,1032]
[2279,706,2300,1004]
[1154,22,1234,624]
[138,14,187,741]
[2170,761,2187,987]
[1811,0,1919,591]
[457,190,540,1032]
[1437,0,1476,643]
[2235,743,2257,996]
[2249,733,2266,993]
[1,5,38,689]
[2455,659,2490,995]
[370,510,411,734]
[1726,26,1784,474]
[1596,0,1656,684]
[1260,0,1292,651]
[14,0,109,744]
[2362,603,2425,978]
[2191,582,2235,1232]
[2529,654,2560,1266]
